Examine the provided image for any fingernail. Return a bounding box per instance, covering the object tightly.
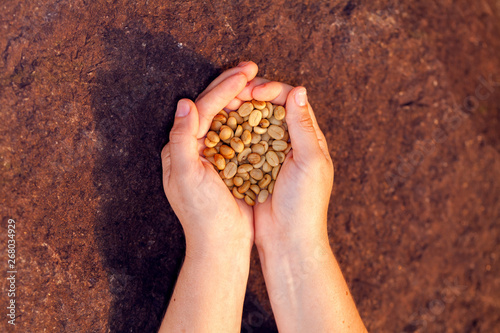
[295,88,307,107]
[238,61,250,67]
[176,100,190,117]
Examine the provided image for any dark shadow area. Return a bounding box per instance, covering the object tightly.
[90,21,217,332]
[91,20,278,332]
[241,291,278,333]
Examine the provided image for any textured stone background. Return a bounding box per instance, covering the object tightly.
[1,0,499,332]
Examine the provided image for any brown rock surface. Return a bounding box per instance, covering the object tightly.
[1,0,499,332]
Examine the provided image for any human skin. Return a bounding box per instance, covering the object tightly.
[248,80,368,333]
[159,62,366,332]
[158,62,258,333]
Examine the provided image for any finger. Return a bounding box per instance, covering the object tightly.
[160,144,172,185]
[196,73,248,138]
[285,87,322,164]
[252,81,294,106]
[236,77,269,101]
[167,99,201,175]
[225,98,243,111]
[196,61,258,102]
[197,137,206,156]
[307,104,331,160]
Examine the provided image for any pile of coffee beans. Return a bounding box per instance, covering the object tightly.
[203,100,291,206]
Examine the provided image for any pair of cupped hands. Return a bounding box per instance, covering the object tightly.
[161,62,334,257]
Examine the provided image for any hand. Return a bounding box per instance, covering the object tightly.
[161,62,259,258]
[239,80,366,333]
[241,80,335,249]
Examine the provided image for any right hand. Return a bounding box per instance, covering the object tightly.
[245,81,335,250]
[238,80,367,333]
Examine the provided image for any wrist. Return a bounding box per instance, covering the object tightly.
[255,219,329,255]
[183,241,252,288]
[256,231,331,264]
[185,235,253,265]
[256,233,334,313]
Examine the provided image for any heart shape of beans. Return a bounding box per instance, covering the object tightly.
[203,100,291,205]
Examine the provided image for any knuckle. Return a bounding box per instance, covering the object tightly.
[168,129,185,144]
[201,112,214,125]
[161,144,170,160]
[298,113,315,132]
[318,138,332,159]
[318,137,328,150]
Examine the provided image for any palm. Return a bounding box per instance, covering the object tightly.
[198,160,254,237]
[253,154,306,239]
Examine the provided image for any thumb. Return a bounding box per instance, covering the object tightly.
[167,99,200,175]
[285,87,322,163]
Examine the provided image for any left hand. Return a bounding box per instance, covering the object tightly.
[161,62,259,258]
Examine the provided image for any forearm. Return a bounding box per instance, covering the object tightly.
[159,245,251,333]
[257,233,367,333]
